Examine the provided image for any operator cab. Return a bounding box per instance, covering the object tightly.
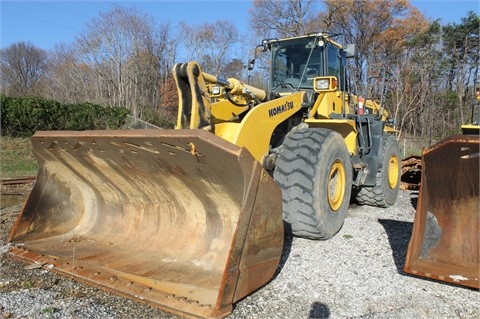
[261,34,352,94]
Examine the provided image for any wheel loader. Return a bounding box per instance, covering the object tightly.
[8,33,401,318]
[404,87,480,289]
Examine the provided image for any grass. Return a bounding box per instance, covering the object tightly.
[23,280,34,289]
[0,136,38,179]
[41,307,59,314]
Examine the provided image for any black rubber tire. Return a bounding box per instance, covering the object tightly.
[354,134,401,207]
[273,128,353,240]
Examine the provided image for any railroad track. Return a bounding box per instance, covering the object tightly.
[1,177,36,195]
[1,177,36,185]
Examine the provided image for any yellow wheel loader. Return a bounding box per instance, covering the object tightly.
[404,87,480,289]
[8,33,401,318]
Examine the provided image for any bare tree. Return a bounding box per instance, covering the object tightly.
[249,0,319,38]
[0,42,49,96]
[42,43,97,104]
[178,21,203,62]
[177,20,240,76]
[74,5,172,119]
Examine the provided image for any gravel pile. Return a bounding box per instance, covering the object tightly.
[1,190,478,319]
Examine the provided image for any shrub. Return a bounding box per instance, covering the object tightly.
[0,95,130,137]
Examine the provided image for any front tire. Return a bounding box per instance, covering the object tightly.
[354,134,401,207]
[273,128,353,240]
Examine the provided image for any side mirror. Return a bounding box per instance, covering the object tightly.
[345,44,356,58]
[247,58,255,71]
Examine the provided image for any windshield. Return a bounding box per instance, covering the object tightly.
[270,38,324,90]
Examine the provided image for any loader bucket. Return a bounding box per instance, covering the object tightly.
[8,129,284,318]
[404,135,479,289]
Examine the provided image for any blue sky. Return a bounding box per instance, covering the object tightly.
[1,0,479,51]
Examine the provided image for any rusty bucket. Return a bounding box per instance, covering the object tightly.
[8,129,284,318]
[404,135,479,289]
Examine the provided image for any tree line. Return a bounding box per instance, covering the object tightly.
[1,0,478,139]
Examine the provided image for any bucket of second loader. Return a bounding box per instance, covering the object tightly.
[404,135,479,289]
[8,129,284,319]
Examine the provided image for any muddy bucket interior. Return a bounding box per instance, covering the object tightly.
[8,129,284,318]
[404,135,479,289]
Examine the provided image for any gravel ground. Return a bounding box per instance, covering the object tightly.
[1,189,478,319]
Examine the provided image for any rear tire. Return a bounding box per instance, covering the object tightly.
[354,134,401,207]
[273,128,353,240]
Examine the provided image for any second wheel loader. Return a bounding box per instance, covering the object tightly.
[8,33,401,318]
[404,86,480,289]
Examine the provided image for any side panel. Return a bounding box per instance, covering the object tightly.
[308,91,350,119]
[214,92,306,163]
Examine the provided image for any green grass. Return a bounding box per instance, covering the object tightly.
[0,137,38,179]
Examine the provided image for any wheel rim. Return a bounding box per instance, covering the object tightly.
[387,155,399,189]
[328,160,346,211]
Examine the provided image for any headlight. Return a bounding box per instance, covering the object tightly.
[313,76,338,92]
[211,85,221,95]
[315,78,330,90]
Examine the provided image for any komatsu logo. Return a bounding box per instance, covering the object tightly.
[268,101,294,117]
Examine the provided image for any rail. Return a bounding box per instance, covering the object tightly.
[1,177,36,196]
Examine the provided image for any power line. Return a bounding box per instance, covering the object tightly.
[3,9,79,32]
[79,0,111,11]
[32,1,91,19]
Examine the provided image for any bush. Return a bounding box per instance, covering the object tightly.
[1,95,130,137]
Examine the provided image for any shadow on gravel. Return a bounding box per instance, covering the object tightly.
[378,219,413,274]
[410,191,419,210]
[308,301,330,318]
